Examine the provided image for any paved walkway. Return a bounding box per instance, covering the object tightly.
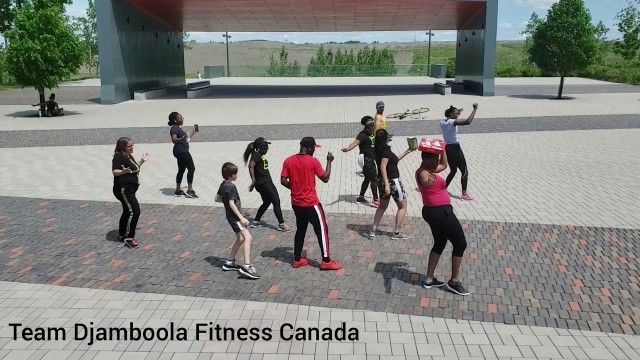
[1,281,639,360]
[1,77,639,359]
[2,130,640,228]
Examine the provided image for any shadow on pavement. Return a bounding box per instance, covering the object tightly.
[153,84,437,100]
[373,261,424,294]
[508,94,577,100]
[105,229,120,242]
[6,110,83,118]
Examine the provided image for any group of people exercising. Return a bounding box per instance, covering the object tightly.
[111,101,479,295]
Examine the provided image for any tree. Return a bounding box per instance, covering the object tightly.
[527,0,597,99]
[0,0,23,48]
[266,46,301,77]
[73,0,98,76]
[5,0,83,112]
[613,1,640,60]
[521,12,543,51]
[593,20,610,63]
[183,32,195,50]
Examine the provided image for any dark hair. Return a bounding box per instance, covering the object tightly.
[222,162,238,179]
[167,112,179,126]
[361,115,373,126]
[421,151,440,170]
[444,106,458,118]
[374,129,389,155]
[114,137,132,154]
[242,142,255,165]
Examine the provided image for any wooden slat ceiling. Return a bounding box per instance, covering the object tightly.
[127,0,486,32]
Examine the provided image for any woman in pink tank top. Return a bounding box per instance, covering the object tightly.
[416,148,470,296]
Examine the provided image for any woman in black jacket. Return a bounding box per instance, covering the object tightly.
[112,137,148,248]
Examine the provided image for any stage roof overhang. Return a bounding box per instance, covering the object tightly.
[127,0,487,32]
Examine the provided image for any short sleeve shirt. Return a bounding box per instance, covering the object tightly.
[250,151,272,185]
[217,181,241,221]
[356,131,375,158]
[375,146,400,180]
[440,119,459,145]
[112,153,140,188]
[281,154,325,207]
[46,101,57,113]
[170,125,189,152]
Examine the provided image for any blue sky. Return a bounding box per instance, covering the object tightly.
[62,0,627,43]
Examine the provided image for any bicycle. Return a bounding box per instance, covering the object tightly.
[386,107,430,120]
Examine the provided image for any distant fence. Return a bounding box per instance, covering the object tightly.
[197,64,448,78]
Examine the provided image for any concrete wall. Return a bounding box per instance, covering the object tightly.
[97,0,185,104]
[455,0,498,96]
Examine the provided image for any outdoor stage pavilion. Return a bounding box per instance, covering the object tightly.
[96,0,498,104]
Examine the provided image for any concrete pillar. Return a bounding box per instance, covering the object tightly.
[96,0,185,104]
[454,0,498,96]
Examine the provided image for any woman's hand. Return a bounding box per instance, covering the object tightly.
[140,153,149,164]
[121,165,132,174]
[384,182,391,197]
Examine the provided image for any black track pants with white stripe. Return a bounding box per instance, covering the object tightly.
[292,204,331,261]
[113,185,141,238]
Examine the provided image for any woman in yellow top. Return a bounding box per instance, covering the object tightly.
[374,101,386,132]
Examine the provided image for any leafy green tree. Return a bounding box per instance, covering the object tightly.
[408,49,428,76]
[307,45,328,76]
[73,0,98,76]
[183,32,196,50]
[266,46,300,77]
[613,1,640,60]
[5,0,83,111]
[527,0,597,99]
[308,46,395,77]
[521,12,543,50]
[593,20,610,63]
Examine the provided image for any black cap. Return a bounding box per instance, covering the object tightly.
[253,137,271,148]
[300,137,321,148]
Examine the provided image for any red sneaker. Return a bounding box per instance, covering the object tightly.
[320,260,342,271]
[292,258,310,268]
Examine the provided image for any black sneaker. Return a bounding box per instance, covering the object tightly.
[355,197,367,204]
[117,235,125,242]
[422,278,445,289]
[174,190,186,197]
[185,191,198,198]
[447,280,470,296]
[238,265,260,279]
[222,260,240,271]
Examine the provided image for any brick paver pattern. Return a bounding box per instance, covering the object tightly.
[1,197,639,336]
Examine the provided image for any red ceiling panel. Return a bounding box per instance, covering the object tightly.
[127,0,485,32]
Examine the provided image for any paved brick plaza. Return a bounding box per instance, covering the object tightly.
[0,77,639,359]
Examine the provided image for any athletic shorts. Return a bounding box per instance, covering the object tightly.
[227,218,246,234]
[377,178,406,201]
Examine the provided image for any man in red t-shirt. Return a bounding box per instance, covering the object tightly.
[281,137,342,270]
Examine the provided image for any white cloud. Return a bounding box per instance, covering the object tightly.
[499,23,513,29]
[512,0,557,10]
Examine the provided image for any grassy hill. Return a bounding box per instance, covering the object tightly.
[184,40,638,85]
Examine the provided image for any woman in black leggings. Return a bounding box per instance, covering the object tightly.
[415,145,469,296]
[168,112,199,198]
[242,137,291,232]
[439,103,478,201]
[112,137,148,248]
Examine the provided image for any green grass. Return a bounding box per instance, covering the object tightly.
[0,83,19,91]
[411,41,640,84]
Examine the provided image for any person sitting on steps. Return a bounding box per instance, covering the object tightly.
[32,94,64,117]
